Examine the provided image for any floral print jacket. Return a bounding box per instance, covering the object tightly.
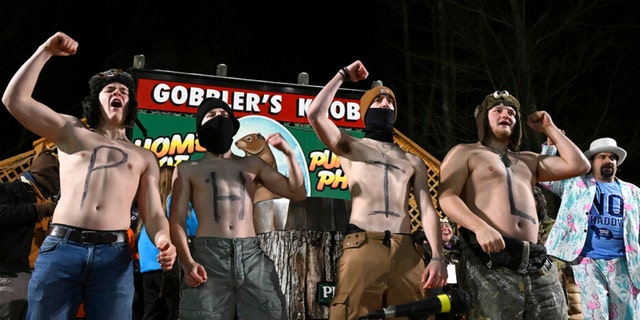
[540,145,640,287]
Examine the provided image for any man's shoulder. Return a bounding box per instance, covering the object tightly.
[175,156,243,172]
[175,158,202,172]
[618,179,640,192]
[129,142,159,161]
[444,142,479,157]
[399,148,423,162]
[453,142,479,149]
[64,114,85,124]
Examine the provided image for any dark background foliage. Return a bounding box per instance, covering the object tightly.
[2,0,640,184]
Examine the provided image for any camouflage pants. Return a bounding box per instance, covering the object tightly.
[457,239,567,320]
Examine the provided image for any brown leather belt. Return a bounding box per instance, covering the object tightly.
[47,224,127,244]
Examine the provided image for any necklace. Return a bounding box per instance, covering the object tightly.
[483,144,511,167]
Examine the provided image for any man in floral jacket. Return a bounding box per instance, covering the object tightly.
[542,137,640,320]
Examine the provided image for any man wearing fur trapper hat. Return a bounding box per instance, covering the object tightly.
[2,32,175,320]
[438,90,590,319]
[83,68,138,130]
[541,137,640,319]
[169,97,305,319]
[306,60,447,319]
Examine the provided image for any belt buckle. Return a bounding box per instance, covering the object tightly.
[80,231,98,244]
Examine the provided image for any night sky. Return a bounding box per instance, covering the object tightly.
[0,1,381,158]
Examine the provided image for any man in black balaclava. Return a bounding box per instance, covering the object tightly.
[169,97,305,319]
[305,60,447,318]
[359,85,396,143]
[195,97,240,154]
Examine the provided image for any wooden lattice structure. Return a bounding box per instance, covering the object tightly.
[0,138,56,183]
[393,128,442,233]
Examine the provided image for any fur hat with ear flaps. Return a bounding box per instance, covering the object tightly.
[82,69,138,129]
[474,90,522,151]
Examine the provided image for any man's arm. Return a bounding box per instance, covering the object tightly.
[168,164,191,266]
[527,111,590,181]
[2,32,78,146]
[138,152,175,271]
[538,138,567,197]
[260,133,306,201]
[306,60,368,155]
[410,156,447,289]
[169,163,208,287]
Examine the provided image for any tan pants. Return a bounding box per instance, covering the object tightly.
[330,231,425,320]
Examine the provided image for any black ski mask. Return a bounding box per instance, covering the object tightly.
[196,98,240,154]
[198,117,236,153]
[360,86,397,143]
[364,108,394,142]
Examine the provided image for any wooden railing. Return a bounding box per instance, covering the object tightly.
[393,128,443,232]
[0,138,55,183]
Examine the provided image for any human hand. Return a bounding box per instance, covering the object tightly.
[526,111,555,133]
[43,32,78,56]
[266,132,291,155]
[421,259,448,289]
[184,263,207,287]
[35,201,57,220]
[475,226,505,254]
[344,60,369,83]
[156,240,177,271]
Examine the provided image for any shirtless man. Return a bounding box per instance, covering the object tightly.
[437,90,590,319]
[2,32,176,320]
[306,60,447,319]
[169,97,306,320]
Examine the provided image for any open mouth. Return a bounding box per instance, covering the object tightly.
[111,99,123,108]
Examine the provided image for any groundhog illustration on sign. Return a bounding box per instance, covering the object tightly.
[235,132,280,202]
[235,132,290,233]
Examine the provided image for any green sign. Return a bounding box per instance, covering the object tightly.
[132,112,363,200]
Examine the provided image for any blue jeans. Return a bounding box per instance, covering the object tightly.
[27,235,134,320]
